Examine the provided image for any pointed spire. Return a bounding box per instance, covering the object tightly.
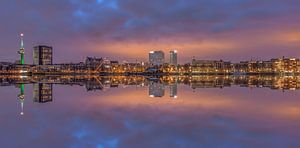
[19,33,25,64]
[20,33,24,49]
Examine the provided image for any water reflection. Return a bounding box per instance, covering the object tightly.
[0,75,300,147]
[149,81,165,97]
[33,83,53,103]
[1,75,299,114]
[1,75,300,92]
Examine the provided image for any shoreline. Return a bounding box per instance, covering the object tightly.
[0,72,299,76]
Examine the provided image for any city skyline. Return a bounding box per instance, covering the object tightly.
[1,40,300,75]
[1,34,299,68]
[5,33,300,66]
[1,1,300,147]
[0,0,299,63]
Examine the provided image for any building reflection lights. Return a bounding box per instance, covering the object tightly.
[33,83,53,103]
[170,84,178,98]
[149,81,165,97]
[1,75,300,109]
[18,84,25,115]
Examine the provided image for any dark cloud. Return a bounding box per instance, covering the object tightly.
[0,0,299,63]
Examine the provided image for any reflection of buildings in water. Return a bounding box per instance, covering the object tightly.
[0,75,299,115]
[0,75,297,116]
[33,83,53,103]
[149,81,165,97]
[272,76,300,90]
[85,77,104,91]
[170,83,178,98]
[0,75,300,104]
[18,84,25,115]
[188,76,232,89]
[0,76,298,91]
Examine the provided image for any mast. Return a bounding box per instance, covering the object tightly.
[17,34,26,115]
[18,33,25,65]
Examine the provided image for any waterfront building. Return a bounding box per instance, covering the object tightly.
[110,61,120,73]
[191,59,217,73]
[85,57,105,72]
[232,58,300,74]
[169,50,178,66]
[33,83,53,103]
[261,61,273,73]
[85,57,103,67]
[223,61,233,73]
[281,58,298,73]
[191,59,232,73]
[33,45,53,65]
[0,62,13,71]
[110,61,119,65]
[122,62,146,73]
[271,58,300,73]
[149,51,165,66]
[234,62,248,73]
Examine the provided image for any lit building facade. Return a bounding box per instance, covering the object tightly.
[191,59,232,73]
[33,45,53,65]
[149,51,165,66]
[169,50,178,66]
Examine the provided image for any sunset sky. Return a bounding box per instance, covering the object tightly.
[0,0,299,63]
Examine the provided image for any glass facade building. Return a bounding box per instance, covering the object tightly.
[149,51,165,66]
[169,50,178,66]
[33,45,53,65]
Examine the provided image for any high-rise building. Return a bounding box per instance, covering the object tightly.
[169,50,177,66]
[149,51,165,66]
[33,83,53,103]
[33,45,53,65]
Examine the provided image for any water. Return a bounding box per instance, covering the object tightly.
[0,76,300,148]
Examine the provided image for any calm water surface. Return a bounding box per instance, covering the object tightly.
[0,76,300,148]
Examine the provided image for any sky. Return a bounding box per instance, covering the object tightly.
[0,0,299,63]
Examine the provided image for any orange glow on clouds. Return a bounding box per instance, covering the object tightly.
[81,28,300,62]
[87,38,236,60]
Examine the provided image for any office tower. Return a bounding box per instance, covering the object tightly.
[169,50,178,66]
[149,81,165,97]
[33,83,53,103]
[170,83,178,98]
[149,51,165,66]
[33,45,53,65]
